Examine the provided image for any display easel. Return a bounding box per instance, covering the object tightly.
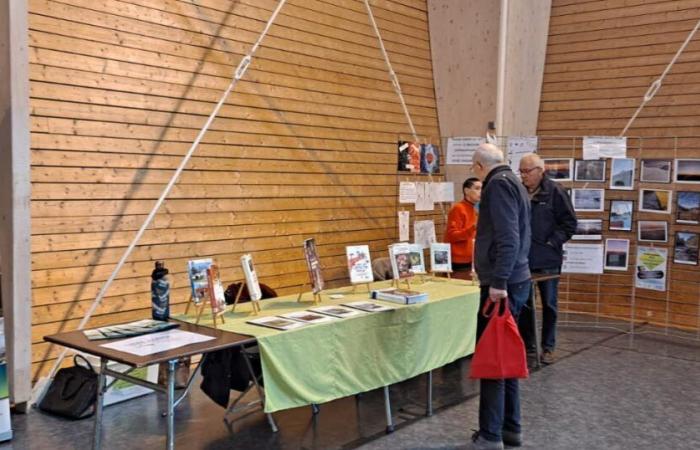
[230,282,261,315]
[430,270,452,280]
[297,283,323,305]
[393,277,413,290]
[351,282,372,294]
[184,294,227,327]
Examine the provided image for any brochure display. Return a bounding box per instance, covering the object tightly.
[430,243,452,275]
[299,238,324,304]
[346,245,374,290]
[185,258,227,327]
[234,254,263,315]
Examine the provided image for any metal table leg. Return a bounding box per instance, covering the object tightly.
[166,359,176,450]
[92,358,107,450]
[531,281,542,369]
[242,348,278,433]
[383,386,394,433]
[426,370,433,417]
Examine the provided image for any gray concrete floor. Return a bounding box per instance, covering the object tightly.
[1,324,698,449]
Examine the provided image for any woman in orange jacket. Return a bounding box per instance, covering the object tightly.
[444,177,482,273]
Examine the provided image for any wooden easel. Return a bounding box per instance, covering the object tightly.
[230,282,262,315]
[351,282,372,294]
[430,271,452,280]
[185,294,227,327]
[393,277,412,289]
[297,283,323,304]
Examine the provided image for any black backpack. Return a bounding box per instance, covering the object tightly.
[39,355,98,419]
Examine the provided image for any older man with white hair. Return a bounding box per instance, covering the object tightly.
[470,143,531,450]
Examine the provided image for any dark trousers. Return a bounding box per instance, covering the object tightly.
[518,269,560,352]
[476,280,529,442]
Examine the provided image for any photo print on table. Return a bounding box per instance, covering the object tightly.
[674,232,699,265]
[572,188,605,212]
[638,220,668,243]
[609,200,634,231]
[543,158,573,181]
[574,159,606,182]
[573,219,603,240]
[609,158,635,190]
[676,191,700,224]
[640,160,671,183]
[639,189,672,214]
[604,239,630,271]
[674,159,700,183]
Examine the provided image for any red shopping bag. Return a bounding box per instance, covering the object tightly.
[469,297,529,379]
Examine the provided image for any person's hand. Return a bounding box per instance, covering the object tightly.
[489,287,508,300]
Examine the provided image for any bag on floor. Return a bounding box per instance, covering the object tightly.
[469,297,529,380]
[39,354,98,419]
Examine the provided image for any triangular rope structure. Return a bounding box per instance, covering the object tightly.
[620,18,700,136]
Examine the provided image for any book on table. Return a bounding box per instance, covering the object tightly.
[279,311,336,324]
[430,242,452,273]
[342,301,395,312]
[241,254,263,301]
[187,258,213,304]
[389,243,413,279]
[371,288,428,305]
[346,244,374,284]
[308,305,365,318]
[206,264,227,314]
[84,319,179,341]
[247,316,307,331]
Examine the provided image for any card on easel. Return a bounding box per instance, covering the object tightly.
[346,245,374,284]
[187,258,213,305]
[430,243,452,273]
[389,243,413,280]
[241,254,263,301]
[304,238,325,293]
[408,243,426,274]
[206,264,227,314]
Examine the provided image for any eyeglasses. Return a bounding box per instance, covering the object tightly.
[520,166,542,175]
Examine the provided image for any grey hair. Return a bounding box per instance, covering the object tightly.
[474,143,505,167]
[520,152,544,169]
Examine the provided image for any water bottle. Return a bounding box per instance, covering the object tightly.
[151,261,170,320]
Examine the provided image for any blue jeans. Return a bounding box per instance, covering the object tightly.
[518,269,559,352]
[476,280,529,442]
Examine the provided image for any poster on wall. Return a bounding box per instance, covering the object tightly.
[561,243,604,274]
[635,246,668,292]
[413,220,437,249]
[446,137,484,165]
[582,136,627,160]
[399,181,417,204]
[507,136,538,176]
[397,141,421,173]
[415,182,434,211]
[398,211,410,241]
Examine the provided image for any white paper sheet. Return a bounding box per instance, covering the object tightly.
[398,211,410,241]
[101,329,215,356]
[507,136,538,176]
[430,182,454,203]
[446,137,484,165]
[582,136,626,160]
[415,182,434,211]
[414,220,436,249]
[399,181,417,204]
[561,243,604,274]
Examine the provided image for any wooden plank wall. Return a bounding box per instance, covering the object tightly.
[538,0,700,332]
[29,0,442,381]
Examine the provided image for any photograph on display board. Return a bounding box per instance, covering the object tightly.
[573,219,603,240]
[397,141,421,173]
[676,191,700,224]
[639,189,672,214]
[574,160,606,182]
[609,158,635,190]
[543,158,573,181]
[638,220,668,243]
[420,144,440,174]
[640,160,672,183]
[572,189,605,212]
[674,232,699,265]
[609,200,634,231]
[604,239,630,271]
[674,159,700,183]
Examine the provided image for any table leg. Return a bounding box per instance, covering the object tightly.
[426,370,433,417]
[383,386,394,434]
[531,281,542,369]
[241,348,278,433]
[166,359,176,450]
[92,358,107,450]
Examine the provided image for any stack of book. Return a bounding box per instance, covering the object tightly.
[371,288,428,305]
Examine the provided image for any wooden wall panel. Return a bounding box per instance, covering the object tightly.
[29,0,442,380]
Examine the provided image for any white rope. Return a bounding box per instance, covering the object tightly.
[41,0,289,393]
[620,18,700,136]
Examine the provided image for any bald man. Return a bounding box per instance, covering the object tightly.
[519,153,577,365]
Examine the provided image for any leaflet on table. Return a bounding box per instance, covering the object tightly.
[371,288,428,305]
[100,329,214,356]
[84,319,179,341]
[346,245,374,284]
[308,305,365,318]
[582,136,626,160]
[446,137,484,165]
[342,301,395,312]
[247,316,308,331]
[279,311,336,324]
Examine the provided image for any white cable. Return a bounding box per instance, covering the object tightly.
[620,18,700,136]
[41,0,289,394]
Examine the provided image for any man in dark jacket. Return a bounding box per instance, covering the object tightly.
[519,153,577,364]
[470,143,531,450]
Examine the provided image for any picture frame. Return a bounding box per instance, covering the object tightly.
[604,239,630,271]
[572,188,605,212]
[676,191,700,224]
[640,159,671,183]
[674,159,700,184]
[543,158,573,182]
[574,160,606,182]
[674,232,699,265]
[609,200,633,231]
[609,158,635,190]
[639,189,672,214]
[638,220,668,243]
[573,219,603,240]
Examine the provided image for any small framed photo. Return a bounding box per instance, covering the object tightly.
[639,189,672,214]
[674,159,700,183]
[609,200,633,231]
[572,188,605,212]
[573,219,602,240]
[674,232,699,265]
[543,158,573,182]
[574,160,606,182]
[640,160,671,183]
[604,239,630,271]
[609,158,635,190]
[676,191,700,224]
[638,220,668,242]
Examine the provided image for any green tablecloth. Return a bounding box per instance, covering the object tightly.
[176,278,480,413]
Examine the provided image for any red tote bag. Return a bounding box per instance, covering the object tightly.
[469,297,529,380]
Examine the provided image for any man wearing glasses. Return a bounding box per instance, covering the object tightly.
[518,153,577,365]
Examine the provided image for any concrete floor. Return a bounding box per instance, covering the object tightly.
[1,325,698,450]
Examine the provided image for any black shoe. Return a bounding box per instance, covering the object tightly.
[502,429,522,447]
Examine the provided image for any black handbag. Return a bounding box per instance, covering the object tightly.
[39,355,98,419]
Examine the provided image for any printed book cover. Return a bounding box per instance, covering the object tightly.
[187,258,213,305]
[430,243,452,273]
[346,245,374,284]
[241,254,263,301]
[304,238,325,293]
[206,264,227,314]
[420,144,440,174]
[408,243,426,274]
[389,243,413,279]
